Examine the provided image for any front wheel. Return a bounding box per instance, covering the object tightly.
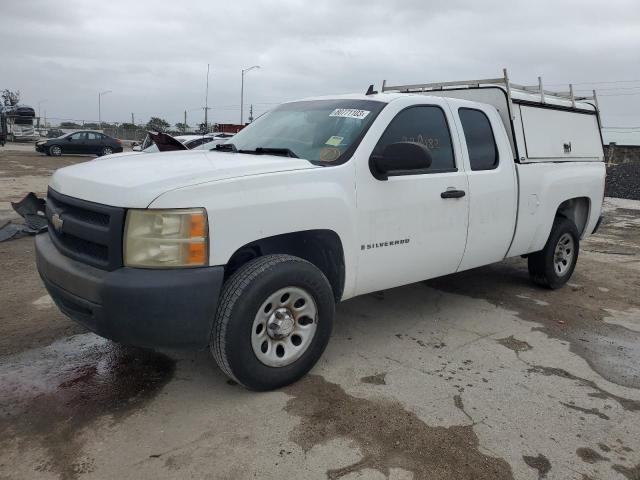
[211,254,334,391]
[528,216,580,289]
[49,145,62,156]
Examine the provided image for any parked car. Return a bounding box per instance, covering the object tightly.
[35,131,123,156]
[36,71,605,391]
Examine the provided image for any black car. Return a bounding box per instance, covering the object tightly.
[35,131,123,157]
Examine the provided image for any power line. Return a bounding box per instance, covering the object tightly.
[575,86,640,93]
[546,79,640,87]
[598,92,640,97]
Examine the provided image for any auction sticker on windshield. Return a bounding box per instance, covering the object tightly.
[329,108,370,120]
[325,136,344,146]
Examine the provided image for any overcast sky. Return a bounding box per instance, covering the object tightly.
[1,0,639,141]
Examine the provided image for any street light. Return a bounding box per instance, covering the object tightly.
[98,90,112,129]
[240,65,260,125]
[37,99,48,129]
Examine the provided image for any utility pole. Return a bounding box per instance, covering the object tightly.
[184,110,187,133]
[249,104,254,123]
[241,65,260,125]
[98,90,112,129]
[37,99,48,129]
[131,112,135,125]
[204,63,210,133]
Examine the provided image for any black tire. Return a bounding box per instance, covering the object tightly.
[211,254,334,391]
[528,216,580,289]
[49,145,62,156]
[99,146,113,157]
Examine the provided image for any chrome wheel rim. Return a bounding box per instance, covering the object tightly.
[103,147,112,155]
[51,146,61,156]
[554,232,575,276]
[251,286,318,367]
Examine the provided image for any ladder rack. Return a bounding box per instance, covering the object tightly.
[381,68,599,112]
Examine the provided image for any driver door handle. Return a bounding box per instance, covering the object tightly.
[441,189,466,199]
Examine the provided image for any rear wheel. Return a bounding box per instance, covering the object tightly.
[49,145,62,156]
[211,254,334,391]
[99,146,113,156]
[528,216,580,289]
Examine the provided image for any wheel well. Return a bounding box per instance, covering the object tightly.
[225,230,346,302]
[556,197,590,236]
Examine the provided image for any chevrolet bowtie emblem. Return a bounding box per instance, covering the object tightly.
[51,213,64,232]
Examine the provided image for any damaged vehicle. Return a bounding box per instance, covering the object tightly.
[133,132,232,153]
[35,70,605,390]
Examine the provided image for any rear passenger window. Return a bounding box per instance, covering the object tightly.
[372,106,455,172]
[459,108,498,170]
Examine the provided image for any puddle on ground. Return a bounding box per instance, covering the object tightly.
[0,333,175,480]
[525,365,640,412]
[603,308,640,333]
[496,336,532,353]
[522,454,551,479]
[284,374,512,480]
[360,372,386,385]
[426,249,640,389]
[612,463,640,479]
[576,447,609,464]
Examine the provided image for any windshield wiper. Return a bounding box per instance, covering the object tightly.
[214,143,237,152]
[237,147,298,158]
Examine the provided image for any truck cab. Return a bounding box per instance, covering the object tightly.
[36,71,605,390]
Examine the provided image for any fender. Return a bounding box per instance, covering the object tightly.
[507,161,605,257]
[149,163,360,299]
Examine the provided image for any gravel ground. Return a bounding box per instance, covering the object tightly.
[606,163,640,200]
[1,148,640,480]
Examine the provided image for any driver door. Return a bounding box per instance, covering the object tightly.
[65,132,85,154]
[354,102,469,295]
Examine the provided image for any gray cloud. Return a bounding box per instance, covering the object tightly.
[1,0,639,135]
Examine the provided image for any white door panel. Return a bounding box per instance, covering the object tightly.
[353,99,470,296]
[355,172,469,294]
[449,103,518,271]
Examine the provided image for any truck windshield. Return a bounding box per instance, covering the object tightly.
[226,99,386,164]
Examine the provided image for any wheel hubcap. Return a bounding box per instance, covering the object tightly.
[251,286,318,367]
[553,232,575,276]
[267,308,295,339]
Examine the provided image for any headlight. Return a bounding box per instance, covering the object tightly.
[124,208,208,268]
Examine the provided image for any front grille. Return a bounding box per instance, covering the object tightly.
[46,188,125,270]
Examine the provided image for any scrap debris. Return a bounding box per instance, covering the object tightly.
[0,192,47,242]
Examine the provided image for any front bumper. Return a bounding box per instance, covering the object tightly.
[35,232,225,349]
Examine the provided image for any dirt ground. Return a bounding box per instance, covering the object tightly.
[1,146,639,480]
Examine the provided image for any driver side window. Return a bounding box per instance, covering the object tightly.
[373,106,456,172]
[70,132,84,140]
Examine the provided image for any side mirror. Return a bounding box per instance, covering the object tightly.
[370,142,432,180]
[66,137,72,141]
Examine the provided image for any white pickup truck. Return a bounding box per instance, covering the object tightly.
[36,71,605,390]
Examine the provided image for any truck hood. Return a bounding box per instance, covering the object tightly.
[49,150,318,207]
